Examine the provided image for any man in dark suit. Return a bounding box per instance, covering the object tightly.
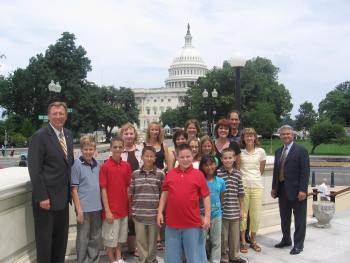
[28,101,74,263]
[271,125,310,255]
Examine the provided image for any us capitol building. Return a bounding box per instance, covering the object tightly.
[133,24,208,131]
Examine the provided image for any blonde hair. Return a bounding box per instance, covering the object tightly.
[80,135,96,149]
[120,122,138,144]
[145,122,164,143]
[199,135,215,156]
[240,127,261,148]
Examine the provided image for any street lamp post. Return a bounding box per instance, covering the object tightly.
[48,80,62,101]
[228,56,246,112]
[48,80,62,93]
[38,80,64,123]
[202,87,218,136]
[212,109,217,137]
[4,130,8,156]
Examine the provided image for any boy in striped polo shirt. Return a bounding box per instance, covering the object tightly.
[217,148,246,263]
[129,146,165,263]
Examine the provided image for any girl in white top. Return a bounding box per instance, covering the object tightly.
[239,128,266,253]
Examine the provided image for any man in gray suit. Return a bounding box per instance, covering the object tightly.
[28,101,74,263]
[271,125,310,255]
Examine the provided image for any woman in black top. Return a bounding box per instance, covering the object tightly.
[144,122,172,171]
[214,119,241,168]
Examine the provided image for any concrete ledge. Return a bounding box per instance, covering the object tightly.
[0,168,35,263]
[0,167,78,263]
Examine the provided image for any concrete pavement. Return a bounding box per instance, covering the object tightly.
[68,209,350,263]
[241,209,350,263]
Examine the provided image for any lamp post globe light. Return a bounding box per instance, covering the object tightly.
[202,88,218,136]
[48,80,62,93]
[228,56,246,112]
[202,89,209,98]
[38,80,64,123]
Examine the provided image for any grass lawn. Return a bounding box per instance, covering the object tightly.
[260,139,350,156]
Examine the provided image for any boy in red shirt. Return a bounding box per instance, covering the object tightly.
[157,144,211,263]
[100,137,132,263]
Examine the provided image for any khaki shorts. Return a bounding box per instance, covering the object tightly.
[102,216,128,247]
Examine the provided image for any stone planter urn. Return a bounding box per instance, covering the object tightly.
[312,201,335,228]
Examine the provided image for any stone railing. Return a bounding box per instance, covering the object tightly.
[0,167,77,263]
[0,167,35,263]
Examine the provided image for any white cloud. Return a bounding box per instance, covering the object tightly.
[1,0,349,115]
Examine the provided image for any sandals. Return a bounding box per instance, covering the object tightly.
[250,242,262,252]
[240,243,248,253]
[157,241,164,251]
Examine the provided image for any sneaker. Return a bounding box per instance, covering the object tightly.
[118,259,127,263]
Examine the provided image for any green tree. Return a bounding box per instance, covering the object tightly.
[97,86,139,142]
[170,57,292,134]
[318,81,350,125]
[9,133,27,147]
[295,101,318,130]
[69,81,102,135]
[243,102,278,136]
[0,114,35,145]
[309,121,347,154]
[0,120,6,144]
[240,58,292,120]
[4,114,35,139]
[160,107,190,128]
[280,114,295,129]
[0,32,92,133]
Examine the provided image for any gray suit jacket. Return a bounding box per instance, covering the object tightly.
[28,125,74,210]
[272,143,310,201]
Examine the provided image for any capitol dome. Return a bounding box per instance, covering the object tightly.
[165,24,208,89]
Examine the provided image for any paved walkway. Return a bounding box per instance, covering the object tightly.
[88,209,350,263]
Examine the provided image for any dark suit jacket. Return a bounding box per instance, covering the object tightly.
[272,143,310,201]
[28,125,74,210]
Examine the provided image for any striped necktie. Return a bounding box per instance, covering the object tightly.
[59,132,68,159]
[279,146,288,182]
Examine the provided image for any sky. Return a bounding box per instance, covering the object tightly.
[1,0,349,116]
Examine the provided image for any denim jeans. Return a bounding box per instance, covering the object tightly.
[165,227,207,263]
[203,217,222,263]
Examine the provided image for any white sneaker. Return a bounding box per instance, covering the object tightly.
[118,259,127,263]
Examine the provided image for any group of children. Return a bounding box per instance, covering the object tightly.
[71,132,246,263]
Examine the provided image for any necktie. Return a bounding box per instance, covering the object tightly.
[59,132,68,159]
[279,146,288,182]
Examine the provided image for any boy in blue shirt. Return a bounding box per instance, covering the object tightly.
[71,135,102,263]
